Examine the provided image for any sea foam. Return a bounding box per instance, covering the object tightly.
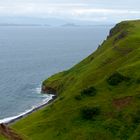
[0,94,54,124]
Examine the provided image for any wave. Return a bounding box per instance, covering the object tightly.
[35,85,42,94]
[0,94,54,124]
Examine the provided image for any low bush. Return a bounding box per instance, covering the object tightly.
[81,86,97,97]
[107,72,130,86]
[74,86,97,101]
[81,106,100,120]
[136,78,140,84]
[74,95,82,101]
[132,110,140,124]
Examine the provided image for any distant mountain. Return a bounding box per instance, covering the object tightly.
[0,16,115,26]
[61,23,79,27]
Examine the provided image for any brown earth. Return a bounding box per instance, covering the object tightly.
[0,124,23,140]
[112,96,133,110]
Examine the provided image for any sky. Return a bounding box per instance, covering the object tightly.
[0,0,140,24]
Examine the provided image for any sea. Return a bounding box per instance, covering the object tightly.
[0,25,112,123]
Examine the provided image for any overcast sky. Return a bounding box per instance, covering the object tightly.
[0,0,140,23]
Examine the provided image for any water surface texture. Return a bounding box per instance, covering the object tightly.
[0,26,111,119]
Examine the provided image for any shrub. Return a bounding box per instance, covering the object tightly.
[74,86,97,101]
[59,96,65,101]
[132,110,140,124]
[74,95,82,101]
[81,86,97,97]
[107,72,130,86]
[81,106,100,120]
[136,78,140,84]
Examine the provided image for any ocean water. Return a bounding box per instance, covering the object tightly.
[0,26,111,120]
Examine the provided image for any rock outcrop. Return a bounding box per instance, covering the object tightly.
[41,85,57,95]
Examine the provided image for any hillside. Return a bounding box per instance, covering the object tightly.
[10,20,140,140]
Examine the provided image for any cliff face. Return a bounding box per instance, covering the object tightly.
[13,20,140,140]
[41,85,57,95]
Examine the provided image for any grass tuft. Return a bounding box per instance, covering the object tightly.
[107,72,130,86]
[81,106,100,120]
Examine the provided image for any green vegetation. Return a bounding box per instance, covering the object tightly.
[12,20,140,140]
[0,135,7,140]
[81,106,100,120]
[81,86,97,97]
[75,86,97,101]
[107,72,130,86]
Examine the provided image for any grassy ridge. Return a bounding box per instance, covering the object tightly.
[12,20,140,140]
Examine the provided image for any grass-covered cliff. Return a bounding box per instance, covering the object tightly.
[11,20,140,140]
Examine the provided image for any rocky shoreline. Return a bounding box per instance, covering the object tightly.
[0,95,57,125]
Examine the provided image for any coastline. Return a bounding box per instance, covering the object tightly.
[0,95,57,125]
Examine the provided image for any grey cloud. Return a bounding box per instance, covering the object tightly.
[0,0,139,23]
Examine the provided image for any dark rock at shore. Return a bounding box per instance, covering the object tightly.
[41,85,57,95]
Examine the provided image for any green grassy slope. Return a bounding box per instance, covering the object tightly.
[12,20,140,140]
[0,135,7,140]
